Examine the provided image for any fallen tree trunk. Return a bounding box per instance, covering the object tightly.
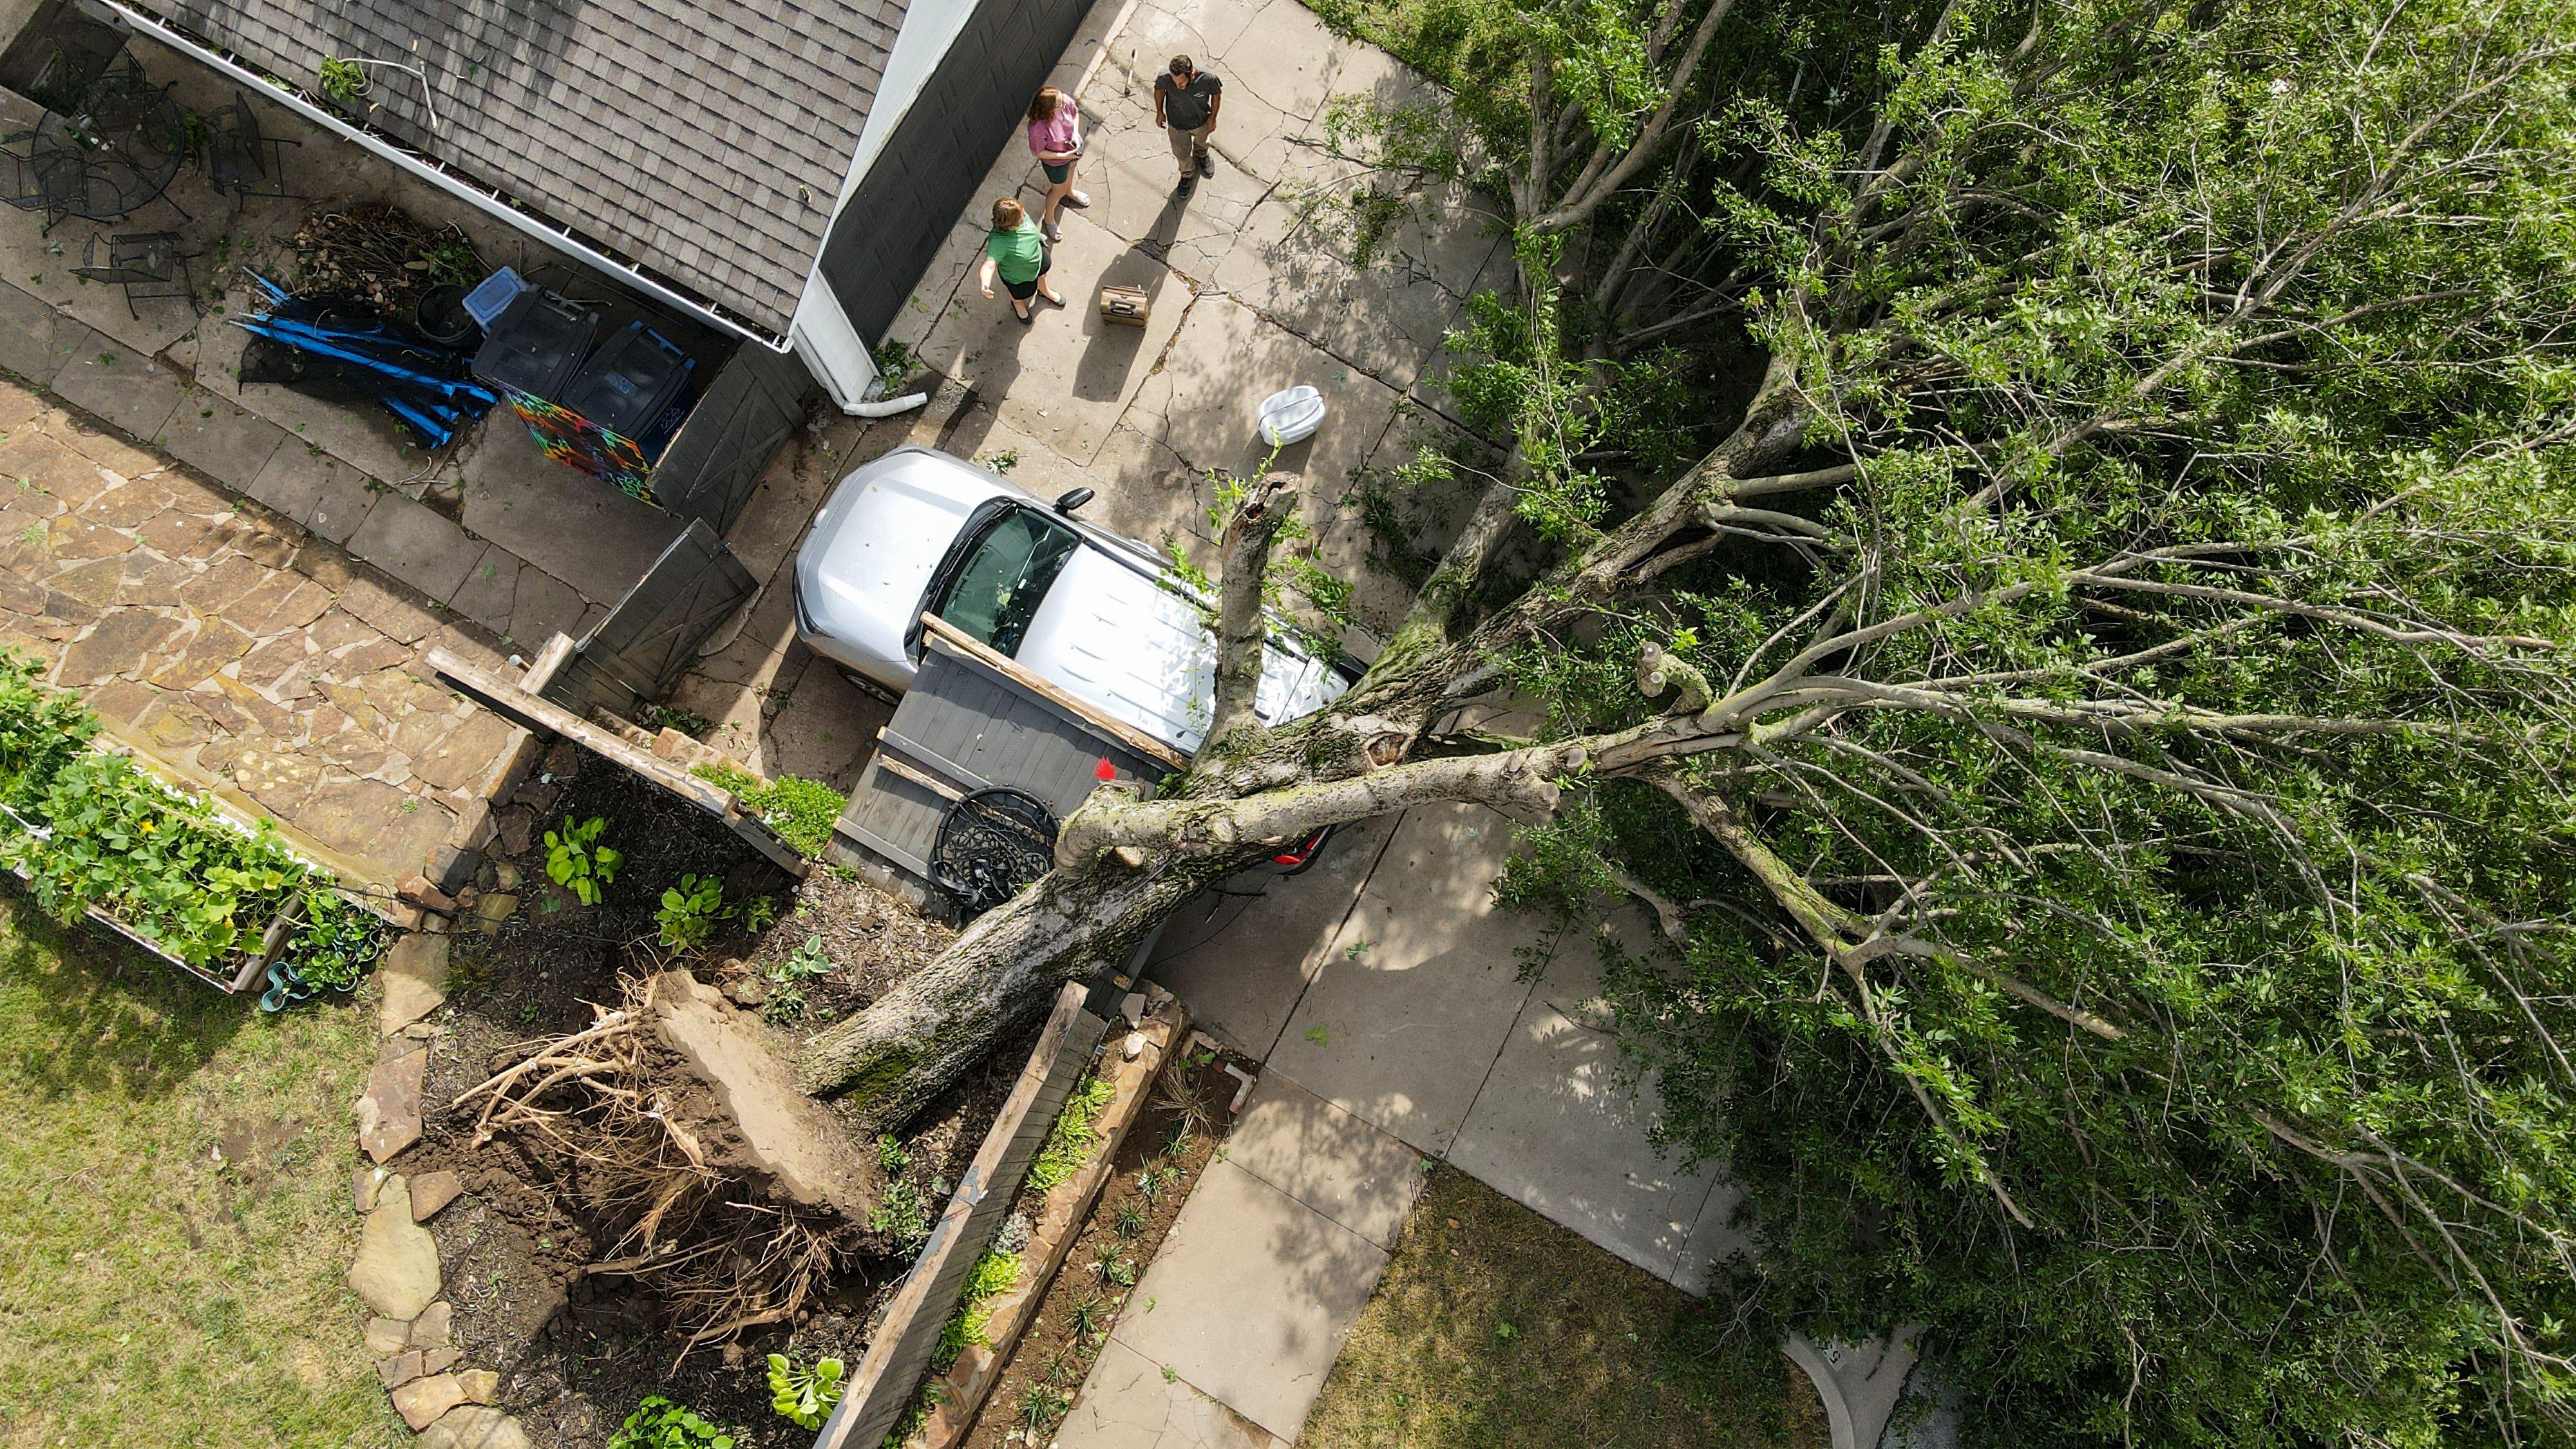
[794,853,1227,1126]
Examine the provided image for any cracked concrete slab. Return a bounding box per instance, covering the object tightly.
[1056,1340,1283,1449]
[1113,1158,1389,1441]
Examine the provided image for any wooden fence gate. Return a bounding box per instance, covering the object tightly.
[542,518,755,720]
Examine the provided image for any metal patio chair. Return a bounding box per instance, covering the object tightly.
[70,230,198,319]
[205,91,301,210]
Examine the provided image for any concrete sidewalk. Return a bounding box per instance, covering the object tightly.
[1059,806,1751,1448]
[1153,802,1750,1291]
[1056,1075,1425,1448]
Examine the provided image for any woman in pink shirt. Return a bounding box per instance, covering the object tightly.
[1027,87,1090,242]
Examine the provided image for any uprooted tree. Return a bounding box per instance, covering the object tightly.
[803,0,2576,1441]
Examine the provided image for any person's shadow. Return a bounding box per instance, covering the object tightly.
[1074,188,1194,406]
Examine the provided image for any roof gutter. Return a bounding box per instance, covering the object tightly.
[97,0,786,351]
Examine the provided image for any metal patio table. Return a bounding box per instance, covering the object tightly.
[28,64,187,223]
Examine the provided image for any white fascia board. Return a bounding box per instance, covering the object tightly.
[790,269,884,406]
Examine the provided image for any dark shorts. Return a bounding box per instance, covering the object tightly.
[1042,160,1071,184]
[1003,243,1053,299]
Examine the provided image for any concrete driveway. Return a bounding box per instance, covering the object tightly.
[668,0,1510,791]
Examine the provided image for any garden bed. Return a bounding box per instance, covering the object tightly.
[0,649,386,996]
[402,741,1036,1447]
[939,1038,1255,1449]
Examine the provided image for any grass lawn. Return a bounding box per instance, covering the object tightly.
[0,896,402,1448]
[1301,1166,1827,1449]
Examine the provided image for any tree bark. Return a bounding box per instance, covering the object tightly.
[794,858,1221,1126]
[1208,473,1297,746]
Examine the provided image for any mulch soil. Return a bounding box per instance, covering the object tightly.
[407,744,1032,1448]
[958,1046,1253,1449]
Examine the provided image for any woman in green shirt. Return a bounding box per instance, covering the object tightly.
[977,197,1062,324]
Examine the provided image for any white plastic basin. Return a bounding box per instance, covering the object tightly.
[1258,385,1325,446]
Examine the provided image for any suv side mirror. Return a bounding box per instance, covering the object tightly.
[1054,488,1095,514]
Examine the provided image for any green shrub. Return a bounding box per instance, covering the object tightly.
[607,1395,734,1449]
[691,762,844,859]
[544,815,621,904]
[765,1352,847,1430]
[1027,1074,1117,1193]
[656,872,724,951]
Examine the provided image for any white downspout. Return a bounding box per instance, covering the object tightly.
[844,389,929,417]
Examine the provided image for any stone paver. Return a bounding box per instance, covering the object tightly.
[0,372,526,886]
[50,344,182,444]
[379,932,452,1034]
[348,1175,440,1319]
[1112,1158,1390,1440]
[357,1048,428,1163]
[416,1406,535,1449]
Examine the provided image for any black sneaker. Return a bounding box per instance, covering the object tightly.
[1195,151,1215,179]
[1177,172,1197,198]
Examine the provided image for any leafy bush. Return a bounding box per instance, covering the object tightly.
[283,891,387,990]
[1027,1074,1117,1193]
[765,1352,847,1430]
[544,816,621,904]
[656,873,724,952]
[3,753,310,970]
[607,1396,734,1449]
[314,57,368,109]
[690,762,844,859]
[0,651,93,813]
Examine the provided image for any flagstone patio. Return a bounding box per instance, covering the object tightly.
[0,368,521,889]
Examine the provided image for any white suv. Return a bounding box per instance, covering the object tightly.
[791,446,1353,755]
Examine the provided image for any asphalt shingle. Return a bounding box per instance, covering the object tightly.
[136,0,904,335]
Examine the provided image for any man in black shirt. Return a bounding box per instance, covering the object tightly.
[1154,55,1222,197]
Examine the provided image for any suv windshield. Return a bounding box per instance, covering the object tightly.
[931,507,1081,657]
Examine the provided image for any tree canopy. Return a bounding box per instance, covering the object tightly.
[807,1,2576,1442]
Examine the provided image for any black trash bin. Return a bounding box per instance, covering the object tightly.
[470,289,598,399]
[558,321,694,439]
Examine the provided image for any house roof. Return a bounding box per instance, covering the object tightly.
[139,0,906,336]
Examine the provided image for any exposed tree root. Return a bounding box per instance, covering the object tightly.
[453,975,850,1359]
